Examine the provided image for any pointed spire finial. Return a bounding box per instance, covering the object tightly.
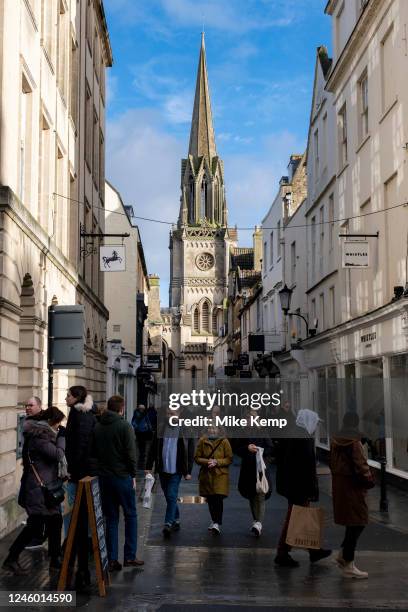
[188,34,217,161]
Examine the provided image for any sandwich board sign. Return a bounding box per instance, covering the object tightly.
[58,477,109,597]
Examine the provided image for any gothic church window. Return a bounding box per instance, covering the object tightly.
[193,307,200,332]
[200,175,207,220]
[201,301,210,332]
[189,175,194,223]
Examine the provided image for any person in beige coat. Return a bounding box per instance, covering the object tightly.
[194,423,233,534]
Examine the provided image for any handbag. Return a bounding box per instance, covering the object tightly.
[28,452,65,509]
[255,447,269,495]
[286,505,325,550]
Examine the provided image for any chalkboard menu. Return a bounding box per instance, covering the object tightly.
[90,478,108,572]
[58,477,110,597]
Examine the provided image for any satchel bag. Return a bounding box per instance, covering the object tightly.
[286,504,324,550]
[255,447,269,495]
[29,453,65,509]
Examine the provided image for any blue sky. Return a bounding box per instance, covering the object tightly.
[104,0,331,305]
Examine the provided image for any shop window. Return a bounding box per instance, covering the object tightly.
[359,358,384,461]
[390,354,408,471]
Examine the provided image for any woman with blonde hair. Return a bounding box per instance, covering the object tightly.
[194,409,233,534]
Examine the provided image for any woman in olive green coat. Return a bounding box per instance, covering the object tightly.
[195,433,233,534]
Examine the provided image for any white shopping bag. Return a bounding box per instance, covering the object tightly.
[142,473,155,508]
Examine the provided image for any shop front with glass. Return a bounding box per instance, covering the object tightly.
[305,302,408,480]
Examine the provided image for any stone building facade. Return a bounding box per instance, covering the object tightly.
[0,0,112,535]
[165,34,237,387]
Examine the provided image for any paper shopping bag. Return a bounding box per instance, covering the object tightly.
[286,505,324,550]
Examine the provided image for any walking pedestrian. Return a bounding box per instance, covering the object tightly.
[274,408,331,567]
[2,406,66,575]
[65,386,96,589]
[146,408,194,538]
[331,411,374,579]
[236,431,274,537]
[194,420,233,535]
[93,395,144,571]
[132,404,156,469]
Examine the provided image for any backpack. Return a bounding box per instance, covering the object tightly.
[132,411,152,433]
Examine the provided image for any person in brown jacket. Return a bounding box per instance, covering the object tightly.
[194,420,233,534]
[330,411,375,579]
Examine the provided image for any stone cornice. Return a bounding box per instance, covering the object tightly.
[0,297,23,317]
[302,298,408,347]
[325,0,385,92]
[0,186,109,320]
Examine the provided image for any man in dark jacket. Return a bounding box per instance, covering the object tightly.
[275,409,331,567]
[22,396,47,550]
[146,412,194,538]
[93,395,143,571]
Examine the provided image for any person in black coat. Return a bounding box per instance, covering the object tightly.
[274,409,331,567]
[236,434,273,537]
[3,407,66,575]
[65,385,96,589]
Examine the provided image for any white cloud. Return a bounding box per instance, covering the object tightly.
[107,110,306,300]
[106,109,185,301]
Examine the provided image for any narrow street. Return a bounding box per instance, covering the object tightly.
[1,464,408,611]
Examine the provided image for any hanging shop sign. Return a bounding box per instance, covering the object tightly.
[100,246,126,272]
[342,241,369,268]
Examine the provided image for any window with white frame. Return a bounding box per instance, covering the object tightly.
[314,129,319,179]
[270,231,274,266]
[85,83,92,169]
[291,241,296,285]
[328,194,334,252]
[42,0,56,65]
[330,286,335,326]
[322,112,327,170]
[263,241,267,272]
[338,104,348,169]
[319,205,324,276]
[311,216,316,278]
[57,0,68,101]
[20,74,33,204]
[277,220,281,258]
[319,292,325,330]
[381,25,396,112]
[359,70,369,141]
[70,34,78,126]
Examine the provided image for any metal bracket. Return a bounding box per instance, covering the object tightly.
[79,223,130,259]
[338,231,379,238]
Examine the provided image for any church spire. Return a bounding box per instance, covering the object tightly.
[188,33,217,161]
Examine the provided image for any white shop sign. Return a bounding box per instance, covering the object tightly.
[100,246,126,272]
[342,241,369,268]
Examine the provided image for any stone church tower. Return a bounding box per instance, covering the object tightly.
[163,34,237,386]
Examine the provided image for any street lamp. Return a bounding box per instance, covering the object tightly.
[227,346,233,363]
[278,284,309,337]
[278,284,293,314]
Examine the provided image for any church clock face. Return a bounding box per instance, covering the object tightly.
[196,252,214,271]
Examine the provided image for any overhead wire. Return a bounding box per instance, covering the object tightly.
[53,192,408,232]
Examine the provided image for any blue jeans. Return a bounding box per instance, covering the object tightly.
[99,475,137,562]
[159,473,182,526]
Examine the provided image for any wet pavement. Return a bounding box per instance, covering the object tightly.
[1,464,408,611]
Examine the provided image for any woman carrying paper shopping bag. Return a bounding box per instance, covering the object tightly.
[236,434,273,537]
[274,408,332,567]
[331,411,374,579]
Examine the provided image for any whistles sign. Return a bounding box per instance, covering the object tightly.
[342,241,369,268]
